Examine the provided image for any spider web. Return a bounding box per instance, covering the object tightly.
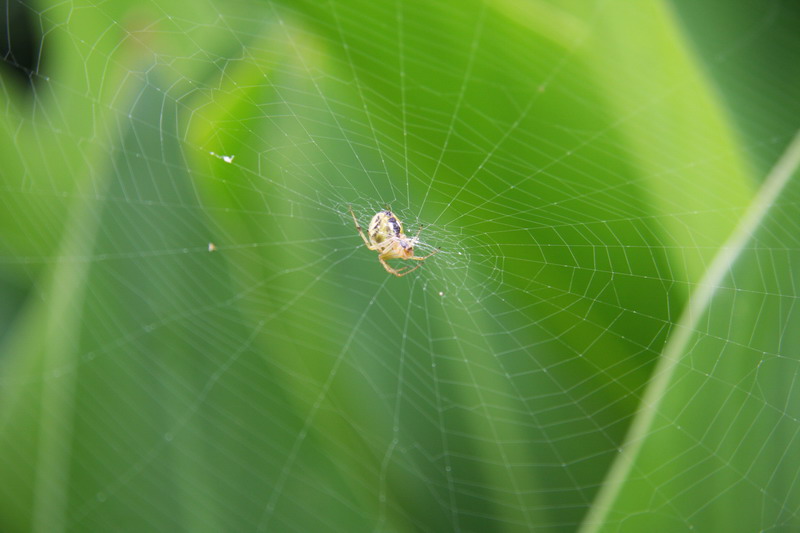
[1,0,799,532]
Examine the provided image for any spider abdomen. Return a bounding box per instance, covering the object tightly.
[368,210,403,245]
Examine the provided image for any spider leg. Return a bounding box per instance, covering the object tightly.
[386,258,422,277]
[381,255,428,277]
[379,257,404,277]
[410,248,441,261]
[348,205,371,247]
[379,253,424,277]
[410,224,441,257]
[394,263,422,277]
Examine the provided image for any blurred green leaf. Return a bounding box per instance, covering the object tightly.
[582,132,800,533]
[0,0,798,532]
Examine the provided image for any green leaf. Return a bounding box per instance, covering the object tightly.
[582,132,800,533]
[0,1,798,532]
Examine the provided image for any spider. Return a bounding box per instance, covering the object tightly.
[349,205,439,277]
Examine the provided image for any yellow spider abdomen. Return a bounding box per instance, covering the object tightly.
[368,210,402,245]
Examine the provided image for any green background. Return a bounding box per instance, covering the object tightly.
[1,0,799,531]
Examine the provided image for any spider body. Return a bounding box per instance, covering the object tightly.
[350,206,438,277]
